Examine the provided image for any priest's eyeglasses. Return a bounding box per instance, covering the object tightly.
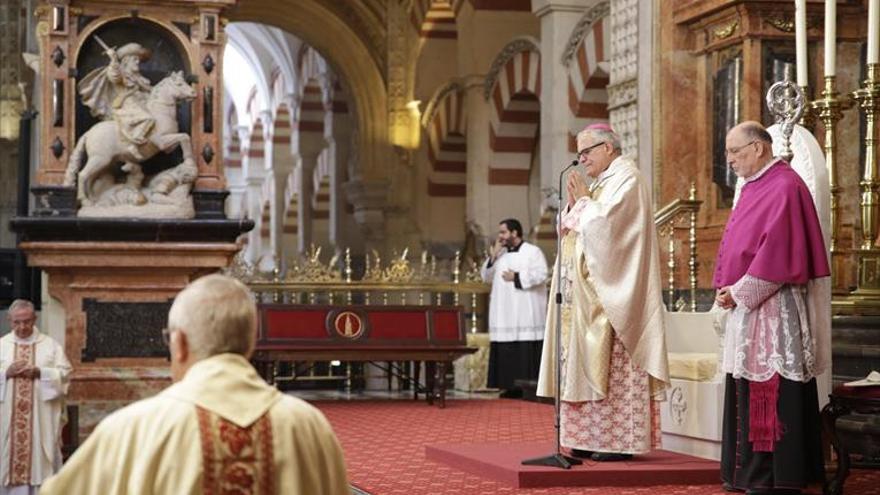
[577,141,606,160]
[725,140,757,157]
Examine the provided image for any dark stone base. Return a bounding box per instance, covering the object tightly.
[81,298,171,361]
[10,216,253,243]
[31,185,77,217]
[192,189,229,219]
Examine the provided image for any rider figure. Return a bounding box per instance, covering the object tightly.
[79,42,155,160]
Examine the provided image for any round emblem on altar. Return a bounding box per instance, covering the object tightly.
[333,311,364,339]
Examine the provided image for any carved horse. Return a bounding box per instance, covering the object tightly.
[64,70,197,206]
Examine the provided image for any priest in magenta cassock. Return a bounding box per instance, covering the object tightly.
[537,124,669,462]
[0,299,71,495]
[715,121,829,494]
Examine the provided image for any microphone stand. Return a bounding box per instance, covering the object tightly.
[522,160,582,469]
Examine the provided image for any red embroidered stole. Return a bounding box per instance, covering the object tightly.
[9,342,35,485]
[196,406,274,495]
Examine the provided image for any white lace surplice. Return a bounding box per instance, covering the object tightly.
[723,274,816,383]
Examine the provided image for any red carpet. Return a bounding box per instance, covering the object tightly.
[314,399,880,495]
[426,443,719,487]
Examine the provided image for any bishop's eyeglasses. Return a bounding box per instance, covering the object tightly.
[577,141,606,160]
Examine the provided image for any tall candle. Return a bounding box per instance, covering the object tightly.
[870,0,880,64]
[795,0,808,86]
[825,0,836,76]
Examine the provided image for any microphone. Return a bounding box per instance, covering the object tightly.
[561,160,578,176]
[558,160,579,211]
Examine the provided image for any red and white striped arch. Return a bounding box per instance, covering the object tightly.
[225,130,242,171]
[297,48,328,135]
[567,15,610,152]
[488,46,540,186]
[274,104,293,150]
[425,84,466,198]
[246,120,265,166]
[411,0,456,39]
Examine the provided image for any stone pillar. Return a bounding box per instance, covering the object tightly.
[637,0,654,197]
[462,77,492,237]
[256,111,275,272]
[533,0,589,194]
[269,108,293,271]
[224,125,249,220]
[242,127,266,264]
[329,109,353,250]
[343,178,389,251]
[297,141,325,254]
[608,0,646,186]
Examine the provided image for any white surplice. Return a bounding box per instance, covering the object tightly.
[0,329,71,493]
[480,241,549,342]
[41,353,349,495]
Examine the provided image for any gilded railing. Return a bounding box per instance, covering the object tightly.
[654,183,703,312]
[229,247,491,333]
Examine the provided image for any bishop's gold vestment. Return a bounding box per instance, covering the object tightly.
[536,156,669,454]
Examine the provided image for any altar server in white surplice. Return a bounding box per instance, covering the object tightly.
[41,274,349,495]
[0,299,72,495]
[481,218,549,397]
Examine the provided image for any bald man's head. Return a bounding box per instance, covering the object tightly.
[725,121,774,178]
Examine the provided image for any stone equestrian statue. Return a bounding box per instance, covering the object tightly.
[64,40,198,217]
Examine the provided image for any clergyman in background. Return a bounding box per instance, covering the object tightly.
[481,218,549,398]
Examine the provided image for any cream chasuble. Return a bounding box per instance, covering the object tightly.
[536,156,668,453]
[41,354,348,495]
[0,329,71,492]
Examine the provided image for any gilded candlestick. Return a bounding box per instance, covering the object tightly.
[849,63,880,300]
[852,64,880,251]
[811,76,852,254]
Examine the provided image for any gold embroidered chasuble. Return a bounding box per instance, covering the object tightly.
[537,156,669,403]
[0,329,71,489]
[41,354,349,495]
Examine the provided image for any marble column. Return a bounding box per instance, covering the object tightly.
[462,76,492,237]
[608,0,647,189]
[636,0,654,196]
[296,148,321,255]
[224,125,249,220]
[343,178,389,251]
[533,0,589,196]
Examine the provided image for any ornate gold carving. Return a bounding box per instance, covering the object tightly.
[225,250,256,282]
[382,248,414,283]
[713,21,738,40]
[766,16,794,33]
[36,21,49,37]
[285,245,342,282]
